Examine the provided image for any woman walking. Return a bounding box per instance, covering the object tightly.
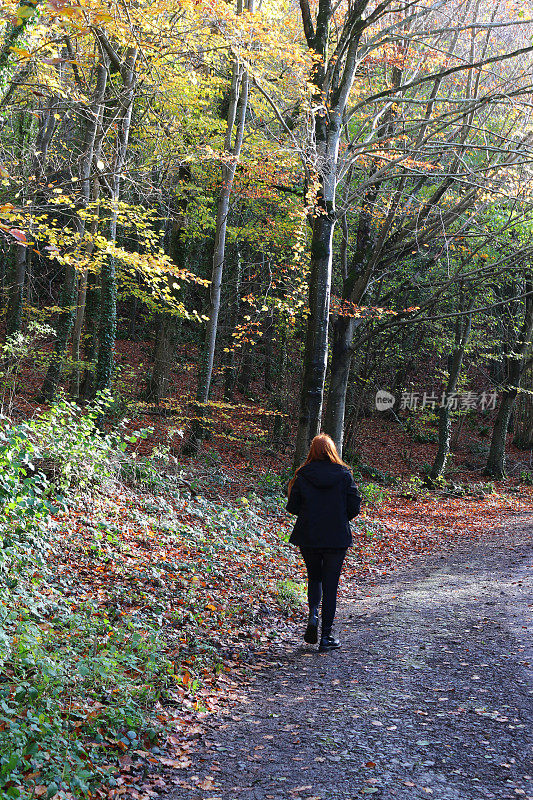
[286,433,361,652]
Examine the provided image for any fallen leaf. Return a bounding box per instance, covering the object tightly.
[159,757,192,769]
[197,776,216,790]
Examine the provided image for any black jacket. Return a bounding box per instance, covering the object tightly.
[286,461,361,548]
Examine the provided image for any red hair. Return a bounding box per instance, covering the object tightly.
[288,433,348,496]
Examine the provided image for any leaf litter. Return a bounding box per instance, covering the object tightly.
[7,460,533,799]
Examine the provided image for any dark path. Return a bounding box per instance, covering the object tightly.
[170,524,533,800]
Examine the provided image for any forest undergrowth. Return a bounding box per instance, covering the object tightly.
[1,398,532,800]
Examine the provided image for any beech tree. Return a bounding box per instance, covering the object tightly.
[295,0,533,457]
[187,0,255,453]
[292,0,392,465]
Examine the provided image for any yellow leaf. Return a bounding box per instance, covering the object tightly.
[9,46,30,58]
[16,5,36,21]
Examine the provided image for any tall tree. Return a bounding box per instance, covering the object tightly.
[96,41,137,393]
[5,88,60,342]
[321,0,533,455]
[293,0,390,466]
[187,0,254,452]
[144,165,191,404]
[40,52,108,400]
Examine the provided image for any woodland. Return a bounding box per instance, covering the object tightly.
[1,0,533,797]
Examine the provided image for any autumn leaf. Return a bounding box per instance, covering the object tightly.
[9,228,27,243]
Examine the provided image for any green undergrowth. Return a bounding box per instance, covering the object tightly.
[0,601,170,799]
[0,402,300,799]
[277,579,306,613]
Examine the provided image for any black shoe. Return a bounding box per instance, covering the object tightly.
[318,634,340,652]
[303,608,319,644]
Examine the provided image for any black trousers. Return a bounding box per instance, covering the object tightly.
[300,547,347,634]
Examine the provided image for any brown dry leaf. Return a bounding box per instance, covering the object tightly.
[159,756,192,769]
[197,776,216,790]
[187,724,204,735]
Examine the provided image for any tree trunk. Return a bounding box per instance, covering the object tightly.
[513,363,533,449]
[186,0,253,453]
[322,314,356,455]
[197,160,236,403]
[95,251,117,394]
[271,313,289,449]
[96,46,137,394]
[144,168,190,403]
[40,56,107,400]
[79,271,99,400]
[69,267,88,397]
[292,1,366,466]
[70,179,100,397]
[484,393,516,479]
[485,282,533,478]
[263,312,274,393]
[223,244,243,400]
[238,342,254,396]
[320,219,379,457]
[293,212,335,466]
[430,309,473,480]
[144,314,177,403]
[197,67,249,402]
[39,265,78,400]
[5,244,26,338]
[5,93,59,344]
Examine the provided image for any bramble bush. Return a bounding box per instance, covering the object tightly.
[0,415,57,657]
[0,395,161,799]
[27,391,153,493]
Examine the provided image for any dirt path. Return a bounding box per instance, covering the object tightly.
[170,523,533,800]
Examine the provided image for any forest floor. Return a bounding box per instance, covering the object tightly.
[167,516,533,800]
[5,341,533,799]
[8,463,533,800]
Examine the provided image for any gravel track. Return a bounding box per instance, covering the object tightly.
[170,522,533,800]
